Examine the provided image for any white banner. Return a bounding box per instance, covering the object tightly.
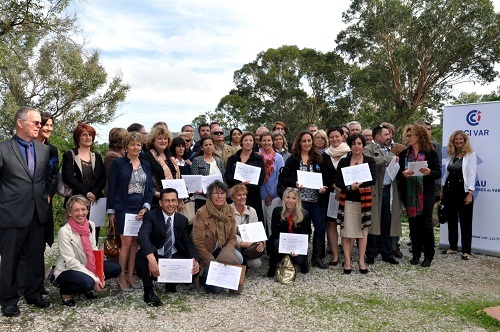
[441,102,500,256]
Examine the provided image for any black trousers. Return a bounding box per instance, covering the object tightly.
[409,191,436,260]
[444,179,473,254]
[0,212,45,307]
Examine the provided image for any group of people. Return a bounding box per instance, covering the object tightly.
[0,107,476,315]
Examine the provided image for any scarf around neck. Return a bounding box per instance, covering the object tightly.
[67,217,96,273]
[150,149,180,181]
[206,198,232,248]
[261,148,276,183]
[325,142,351,158]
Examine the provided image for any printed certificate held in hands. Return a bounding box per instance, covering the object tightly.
[237,222,268,242]
[206,261,243,291]
[341,163,373,186]
[123,213,141,236]
[234,162,262,185]
[296,170,324,189]
[407,161,428,176]
[157,259,193,283]
[201,174,223,193]
[161,179,189,198]
[181,175,203,193]
[278,233,309,256]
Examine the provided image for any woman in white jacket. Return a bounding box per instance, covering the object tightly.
[54,195,121,306]
[441,130,476,260]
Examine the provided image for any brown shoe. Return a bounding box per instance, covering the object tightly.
[393,249,403,258]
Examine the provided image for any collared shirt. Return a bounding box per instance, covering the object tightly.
[375,142,393,186]
[157,212,177,257]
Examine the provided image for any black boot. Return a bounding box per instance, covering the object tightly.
[311,237,328,269]
[299,261,309,274]
[267,255,279,277]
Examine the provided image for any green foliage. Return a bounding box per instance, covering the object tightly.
[208,45,350,139]
[336,0,500,132]
[0,1,130,140]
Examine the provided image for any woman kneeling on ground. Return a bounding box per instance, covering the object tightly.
[53,195,121,306]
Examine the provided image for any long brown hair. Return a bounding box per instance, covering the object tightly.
[291,131,322,165]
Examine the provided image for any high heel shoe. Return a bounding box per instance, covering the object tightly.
[118,280,133,292]
[359,267,369,274]
[126,277,142,289]
[60,292,75,307]
[328,260,339,266]
[311,257,328,269]
[342,262,352,275]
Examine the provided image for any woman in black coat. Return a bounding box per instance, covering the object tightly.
[225,132,265,223]
[267,187,312,277]
[398,124,441,268]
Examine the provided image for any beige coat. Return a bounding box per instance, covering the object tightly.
[54,221,99,282]
[363,144,402,237]
[192,205,237,270]
[213,142,236,168]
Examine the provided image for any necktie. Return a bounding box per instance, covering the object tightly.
[25,143,35,176]
[163,217,172,258]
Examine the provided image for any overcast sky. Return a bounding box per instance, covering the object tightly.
[73,0,500,138]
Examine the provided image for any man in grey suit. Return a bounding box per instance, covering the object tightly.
[0,107,51,317]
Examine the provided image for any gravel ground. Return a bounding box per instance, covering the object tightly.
[1,228,499,332]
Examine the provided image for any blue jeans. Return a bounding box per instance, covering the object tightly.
[302,201,326,242]
[56,262,121,294]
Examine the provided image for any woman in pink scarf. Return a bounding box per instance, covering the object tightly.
[53,195,121,306]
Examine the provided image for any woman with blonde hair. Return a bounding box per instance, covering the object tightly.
[398,124,441,267]
[441,130,476,260]
[313,129,328,154]
[143,126,179,208]
[267,187,311,277]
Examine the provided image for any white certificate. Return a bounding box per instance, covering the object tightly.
[327,192,339,219]
[407,161,428,176]
[89,197,107,227]
[278,233,309,256]
[206,261,242,291]
[201,174,223,193]
[161,179,189,198]
[387,156,400,181]
[123,213,141,236]
[233,162,262,185]
[237,222,268,242]
[157,258,193,283]
[182,175,203,193]
[341,163,373,186]
[296,170,323,189]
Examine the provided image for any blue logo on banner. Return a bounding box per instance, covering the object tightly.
[466,110,481,126]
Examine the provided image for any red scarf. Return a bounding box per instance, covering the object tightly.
[287,213,294,233]
[67,217,96,273]
[261,149,275,183]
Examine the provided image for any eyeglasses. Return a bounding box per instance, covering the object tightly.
[211,191,226,196]
[184,140,191,143]
[26,120,42,127]
[213,132,224,136]
[406,134,413,139]
[80,133,93,138]
[286,187,300,193]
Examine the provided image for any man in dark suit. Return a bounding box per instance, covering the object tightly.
[0,107,51,317]
[136,188,199,306]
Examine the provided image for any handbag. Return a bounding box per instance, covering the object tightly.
[104,222,121,257]
[276,255,296,284]
[177,197,196,225]
[56,150,75,197]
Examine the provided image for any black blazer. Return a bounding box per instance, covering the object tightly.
[0,138,50,228]
[335,154,377,190]
[137,209,199,260]
[269,206,312,241]
[277,154,328,204]
[397,147,442,206]
[61,148,106,199]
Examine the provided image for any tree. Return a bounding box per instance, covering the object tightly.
[210,45,350,138]
[0,2,130,139]
[336,0,500,130]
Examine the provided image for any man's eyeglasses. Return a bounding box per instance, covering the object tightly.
[26,121,42,127]
[184,139,191,143]
[213,132,224,136]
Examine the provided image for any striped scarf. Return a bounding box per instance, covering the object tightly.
[337,187,372,229]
